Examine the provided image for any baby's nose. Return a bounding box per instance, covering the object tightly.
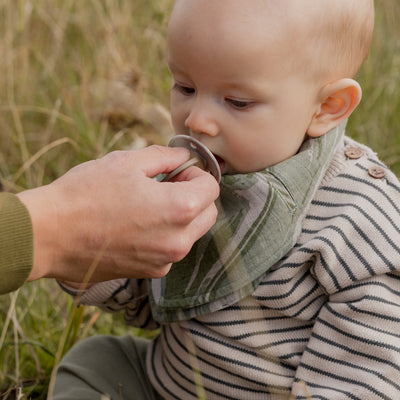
[184,101,219,137]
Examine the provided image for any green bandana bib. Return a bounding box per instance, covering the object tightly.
[149,123,345,322]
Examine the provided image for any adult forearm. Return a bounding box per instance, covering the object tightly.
[0,193,33,294]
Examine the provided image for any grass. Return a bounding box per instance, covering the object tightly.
[0,1,174,398]
[348,0,400,171]
[0,0,399,398]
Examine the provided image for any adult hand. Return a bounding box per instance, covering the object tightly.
[18,145,220,283]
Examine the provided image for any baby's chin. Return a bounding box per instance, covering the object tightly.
[220,159,270,175]
[213,153,239,175]
[216,157,241,175]
[220,163,241,176]
[212,154,265,175]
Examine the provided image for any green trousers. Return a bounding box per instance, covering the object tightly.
[52,335,164,400]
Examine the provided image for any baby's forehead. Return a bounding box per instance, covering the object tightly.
[169,2,322,62]
[169,0,373,79]
[170,1,347,47]
[170,0,364,33]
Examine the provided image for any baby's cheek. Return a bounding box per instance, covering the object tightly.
[225,150,267,174]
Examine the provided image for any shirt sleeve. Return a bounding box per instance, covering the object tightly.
[292,272,400,399]
[0,192,33,294]
[60,278,159,330]
[288,141,400,398]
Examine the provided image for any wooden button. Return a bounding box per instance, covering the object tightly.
[368,166,385,179]
[345,147,363,159]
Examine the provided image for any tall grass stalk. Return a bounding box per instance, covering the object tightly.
[0,0,399,398]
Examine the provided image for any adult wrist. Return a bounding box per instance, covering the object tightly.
[17,185,61,282]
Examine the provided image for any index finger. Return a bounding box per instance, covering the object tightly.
[131,145,191,178]
[172,166,220,203]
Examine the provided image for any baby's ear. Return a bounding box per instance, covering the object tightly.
[307,78,362,138]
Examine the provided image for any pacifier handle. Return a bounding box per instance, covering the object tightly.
[162,135,221,183]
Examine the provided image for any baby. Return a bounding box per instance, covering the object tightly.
[167,0,369,174]
[54,1,400,399]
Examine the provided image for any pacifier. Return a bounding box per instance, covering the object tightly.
[162,135,221,183]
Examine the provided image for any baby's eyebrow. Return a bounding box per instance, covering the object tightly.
[220,80,268,97]
[167,59,183,73]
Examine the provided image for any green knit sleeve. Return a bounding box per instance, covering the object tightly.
[0,192,33,294]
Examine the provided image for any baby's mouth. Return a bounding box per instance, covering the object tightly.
[213,154,226,175]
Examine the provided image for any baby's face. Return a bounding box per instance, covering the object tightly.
[168,1,322,174]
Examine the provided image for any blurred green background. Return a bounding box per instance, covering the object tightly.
[0,0,399,398]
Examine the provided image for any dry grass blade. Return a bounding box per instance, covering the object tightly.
[11,138,78,184]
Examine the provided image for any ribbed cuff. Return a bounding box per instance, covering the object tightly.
[0,193,33,294]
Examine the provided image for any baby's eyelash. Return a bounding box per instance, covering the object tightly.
[225,98,253,109]
[173,83,195,95]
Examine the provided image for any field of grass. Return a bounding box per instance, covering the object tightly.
[0,0,399,398]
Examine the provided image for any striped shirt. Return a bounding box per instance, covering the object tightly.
[77,136,400,399]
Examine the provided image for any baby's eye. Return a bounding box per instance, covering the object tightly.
[174,83,195,96]
[226,98,252,109]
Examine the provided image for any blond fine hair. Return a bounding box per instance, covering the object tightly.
[306,0,375,80]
